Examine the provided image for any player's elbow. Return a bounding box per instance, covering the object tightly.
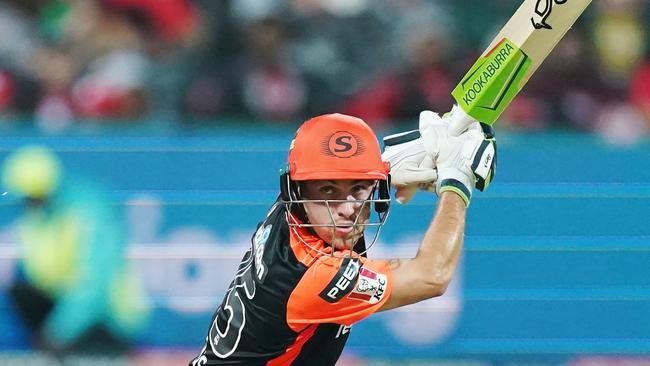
[421,267,453,298]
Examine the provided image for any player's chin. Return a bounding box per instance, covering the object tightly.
[331,232,363,251]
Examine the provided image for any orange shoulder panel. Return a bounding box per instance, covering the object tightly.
[285,254,392,332]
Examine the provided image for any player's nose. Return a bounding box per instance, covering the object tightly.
[337,195,360,218]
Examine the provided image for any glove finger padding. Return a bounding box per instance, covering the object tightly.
[390,159,438,187]
[435,128,484,206]
[473,123,497,192]
[480,122,496,139]
[382,129,438,203]
[393,155,437,204]
[436,125,498,206]
[471,138,496,192]
[418,110,447,158]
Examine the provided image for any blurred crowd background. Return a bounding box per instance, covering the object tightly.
[0,0,649,141]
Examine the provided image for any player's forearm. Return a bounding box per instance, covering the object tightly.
[414,191,466,294]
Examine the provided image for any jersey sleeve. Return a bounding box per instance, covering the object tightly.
[286,255,393,332]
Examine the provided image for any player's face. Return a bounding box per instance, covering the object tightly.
[300,180,375,251]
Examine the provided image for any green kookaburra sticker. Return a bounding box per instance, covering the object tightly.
[451,38,531,125]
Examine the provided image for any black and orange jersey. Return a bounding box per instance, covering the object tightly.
[189,202,393,366]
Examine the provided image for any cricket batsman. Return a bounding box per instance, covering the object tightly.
[189,111,497,365]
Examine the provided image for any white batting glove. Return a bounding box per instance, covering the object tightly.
[382,110,458,203]
[382,109,497,204]
[382,129,436,204]
[419,110,450,162]
[382,109,457,203]
[436,124,497,206]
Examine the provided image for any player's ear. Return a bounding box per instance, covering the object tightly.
[279,164,301,201]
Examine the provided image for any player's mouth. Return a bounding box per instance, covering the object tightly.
[336,225,353,233]
[334,224,360,237]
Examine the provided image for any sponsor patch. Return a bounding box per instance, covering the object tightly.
[252,224,272,282]
[348,267,388,304]
[319,257,361,303]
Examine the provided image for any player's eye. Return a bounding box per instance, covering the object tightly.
[319,185,336,195]
[352,183,373,198]
[352,185,366,194]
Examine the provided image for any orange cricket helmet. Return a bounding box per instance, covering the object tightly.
[279,113,391,257]
[287,113,389,181]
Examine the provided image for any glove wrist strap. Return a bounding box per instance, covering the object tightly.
[437,168,474,206]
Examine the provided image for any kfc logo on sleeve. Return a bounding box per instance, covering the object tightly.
[348,267,387,304]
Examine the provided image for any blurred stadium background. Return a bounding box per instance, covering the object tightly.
[0,0,650,365]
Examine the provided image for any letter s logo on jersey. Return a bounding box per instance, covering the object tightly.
[319,258,361,303]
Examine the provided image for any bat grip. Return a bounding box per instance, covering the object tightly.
[447,105,477,136]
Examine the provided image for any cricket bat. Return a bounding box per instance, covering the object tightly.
[448,0,593,135]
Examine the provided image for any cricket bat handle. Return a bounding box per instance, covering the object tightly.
[447,104,478,136]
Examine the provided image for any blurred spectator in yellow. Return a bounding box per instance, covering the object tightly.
[1,146,149,357]
[593,0,647,87]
